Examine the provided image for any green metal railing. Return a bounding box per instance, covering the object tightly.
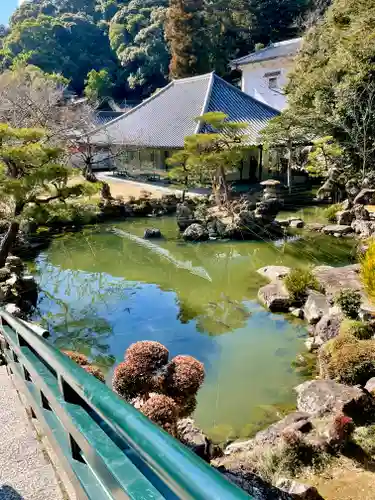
[0,310,251,500]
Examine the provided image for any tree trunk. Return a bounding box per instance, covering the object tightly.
[0,221,20,268]
[287,144,293,195]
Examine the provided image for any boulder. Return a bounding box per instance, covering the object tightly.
[177,418,218,462]
[257,266,291,282]
[275,478,324,500]
[291,308,304,319]
[144,228,162,239]
[5,255,24,275]
[336,209,354,226]
[176,202,196,231]
[4,303,22,318]
[322,225,353,236]
[303,291,330,325]
[351,220,375,238]
[295,380,375,423]
[277,220,290,228]
[306,223,324,232]
[314,312,343,342]
[353,204,370,221]
[224,412,312,455]
[365,377,375,395]
[305,337,323,352]
[313,264,363,299]
[218,468,293,499]
[258,281,291,312]
[289,219,305,229]
[354,188,375,205]
[182,224,209,242]
[0,268,11,283]
[341,199,352,211]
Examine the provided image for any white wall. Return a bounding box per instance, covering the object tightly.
[240,57,295,111]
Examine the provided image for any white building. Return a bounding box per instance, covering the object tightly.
[230,38,302,111]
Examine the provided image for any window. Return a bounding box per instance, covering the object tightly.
[268,76,278,89]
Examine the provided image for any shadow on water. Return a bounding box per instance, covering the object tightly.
[33,213,356,441]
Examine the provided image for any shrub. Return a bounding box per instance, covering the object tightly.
[353,425,375,457]
[335,289,362,319]
[125,341,169,372]
[340,319,374,340]
[324,203,342,223]
[141,394,179,436]
[112,361,152,400]
[331,414,354,444]
[83,365,105,382]
[284,268,319,303]
[361,240,375,301]
[322,334,375,385]
[63,350,89,366]
[164,355,205,398]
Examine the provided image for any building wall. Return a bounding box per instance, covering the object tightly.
[239,57,296,111]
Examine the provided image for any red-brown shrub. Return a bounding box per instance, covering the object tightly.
[125,341,169,373]
[141,394,179,436]
[83,365,105,383]
[63,350,89,366]
[164,355,205,398]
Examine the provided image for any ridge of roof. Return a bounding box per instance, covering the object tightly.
[195,72,215,133]
[173,72,214,84]
[230,37,302,67]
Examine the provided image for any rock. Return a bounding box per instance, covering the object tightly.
[275,478,324,500]
[322,225,353,236]
[365,378,375,395]
[353,204,370,221]
[144,228,162,239]
[289,219,305,229]
[177,418,218,461]
[4,303,22,317]
[336,209,355,225]
[351,220,375,238]
[291,308,304,319]
[218,468,293,499]
[207,218,227,239]
[182,224,209,242]
[254,199,281,223]
[224,412,312,455]
[257,266,291,282]
[303,291,330,325]
[313,264,362,299]
[277,219,290,228]
[341,199,352,211]
[305,337,323,352]
[314,312,343,342]
[0,267,11,283]
[295,380,375,423]
[5,255,24,275]
[306,223,324,232]
[354,188,375,205]
[258,281,291,312]
[176,202,196,231]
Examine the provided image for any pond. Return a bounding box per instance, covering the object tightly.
[32,208,356,443]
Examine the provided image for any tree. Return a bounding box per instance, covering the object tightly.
[165,0,209,79]
[168,112,248,205]
[0,125,93,266]
[84,69,114,103]
[306,136,343,177]
[286,0,375,175]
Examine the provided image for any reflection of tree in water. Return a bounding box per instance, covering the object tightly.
[35,265,130,363]
[177,295,251,336]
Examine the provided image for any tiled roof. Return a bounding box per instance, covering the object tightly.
[89,73,279,148]
[94,111,125,125]
[230,38,302,67]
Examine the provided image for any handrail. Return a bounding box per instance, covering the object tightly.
[0,310,251,500]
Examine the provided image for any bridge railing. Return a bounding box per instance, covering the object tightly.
[0,310,251,500]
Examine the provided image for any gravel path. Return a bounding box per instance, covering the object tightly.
[0,366,64,500]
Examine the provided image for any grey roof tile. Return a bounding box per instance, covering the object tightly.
[231,38,302,67]
[90,72,278,148]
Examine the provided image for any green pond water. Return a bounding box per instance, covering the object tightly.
[33,206,356,442]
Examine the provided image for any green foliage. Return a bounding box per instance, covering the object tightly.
[84,69,114,103]
[324,203,342,223]
[286,0,375,173]
[284,268,319,302]
[361,240,375,302]
[339,319,374,340]
[167,112,248,204]
[306,137,344,178]
[353,425,375,458]
[334,289,362,319]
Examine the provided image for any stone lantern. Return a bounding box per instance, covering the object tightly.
[260,179,281,201]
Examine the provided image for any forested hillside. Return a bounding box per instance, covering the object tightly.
[0,0,331,101]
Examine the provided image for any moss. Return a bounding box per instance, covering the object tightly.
[322,333,375,385]
[284,268,320,303]
[340,319,374,340]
